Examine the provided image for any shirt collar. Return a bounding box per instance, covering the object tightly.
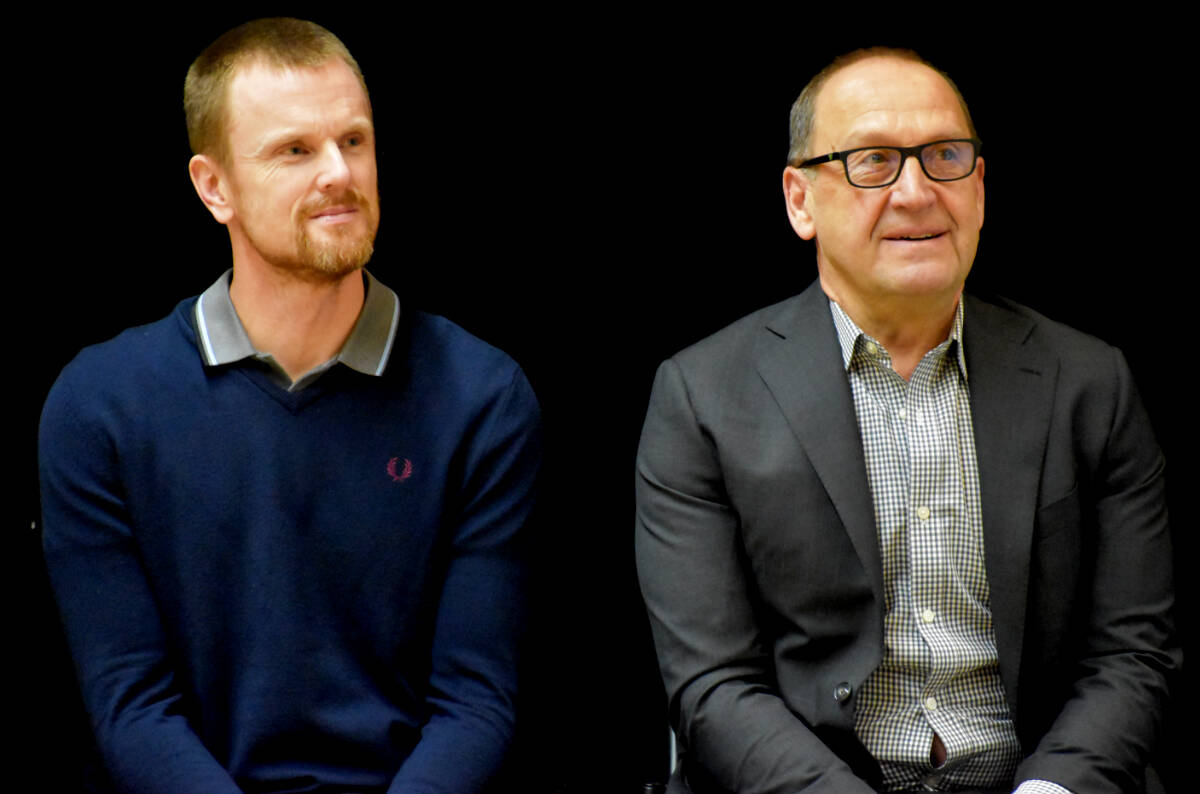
[828,298,968,380]
[193,268,401,378]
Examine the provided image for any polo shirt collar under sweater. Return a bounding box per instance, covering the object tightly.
[193,268,400,391]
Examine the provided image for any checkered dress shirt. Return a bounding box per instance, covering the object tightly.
[830,301,1070,794]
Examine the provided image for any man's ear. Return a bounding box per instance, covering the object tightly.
[188,154,235,225]
[782,166,816,240]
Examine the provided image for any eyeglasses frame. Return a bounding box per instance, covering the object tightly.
[793,138,983,188]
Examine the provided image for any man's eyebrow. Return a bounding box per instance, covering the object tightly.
[253,117,375,156]
[838,130,969,149]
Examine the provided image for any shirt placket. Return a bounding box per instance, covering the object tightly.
[908,351,960,790]
[861,344,933,787]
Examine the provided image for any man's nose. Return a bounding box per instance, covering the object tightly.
[315,141,351,193]
[889,155,936,207]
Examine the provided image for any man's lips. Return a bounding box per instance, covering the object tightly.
[310,205,359,223]
[882,230,947,242]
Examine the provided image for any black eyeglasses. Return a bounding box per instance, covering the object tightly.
[794,138,982,188]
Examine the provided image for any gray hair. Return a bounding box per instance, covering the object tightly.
[786,47,977,166]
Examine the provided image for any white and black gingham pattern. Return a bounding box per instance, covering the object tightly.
[828,300,1051,793]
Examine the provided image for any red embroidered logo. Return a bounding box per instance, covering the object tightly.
[387,457,413,482]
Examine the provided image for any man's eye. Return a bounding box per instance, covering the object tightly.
[850,150,894,170]
[345,136,361,147]
[930,145,959,161]
[285,145,306,156]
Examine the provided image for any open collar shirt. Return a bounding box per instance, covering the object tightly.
[193,268,400,391]
[830,299,1069,794]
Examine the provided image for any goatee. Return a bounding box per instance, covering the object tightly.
[291,189,380,279]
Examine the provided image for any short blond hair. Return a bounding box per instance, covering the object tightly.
[786,47,977,166]
[184,18,369,164]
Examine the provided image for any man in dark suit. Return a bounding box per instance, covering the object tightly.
[635,48,1177,794]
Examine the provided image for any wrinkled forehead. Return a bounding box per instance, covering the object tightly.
[813,57,971,149]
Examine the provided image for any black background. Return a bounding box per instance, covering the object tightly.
[20,10,1192,792]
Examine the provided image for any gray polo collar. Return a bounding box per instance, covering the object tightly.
[828,297,968,381]
[193,268,400,386]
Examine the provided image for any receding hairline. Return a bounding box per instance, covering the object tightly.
[226,54,371,107]
[183,17,370,164]
[787,48,977,166]
[204,55,370,165]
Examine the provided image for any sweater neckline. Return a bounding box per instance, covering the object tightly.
[235,364,340,413]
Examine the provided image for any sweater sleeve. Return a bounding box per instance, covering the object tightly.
[39,371,243,794]
[388,365,542,793]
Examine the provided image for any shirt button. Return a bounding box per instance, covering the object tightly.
[864,341,878,356]
[916,506,931,521]
[921,608,936,624]
[833,682,852,703]
[898,408,908,420]
[924,696,939,711]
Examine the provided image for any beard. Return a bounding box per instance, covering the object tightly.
[242,188,381,282]
[294,189,379,278]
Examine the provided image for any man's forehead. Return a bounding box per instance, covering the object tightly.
[813,57,969,146]
[223,58,372,157]
[229,59,367,117]
[228,57,363,102]
[226,58,367,114]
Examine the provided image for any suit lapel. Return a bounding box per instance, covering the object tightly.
[749,285,1058,715]
[753,283,885,611]
[962,294,1058,716]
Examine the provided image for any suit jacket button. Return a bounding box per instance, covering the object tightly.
[833,683,852,703]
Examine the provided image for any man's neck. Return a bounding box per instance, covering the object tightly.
[228,261,366,381]
[824,283,960,381]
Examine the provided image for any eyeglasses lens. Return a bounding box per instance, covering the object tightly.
[846,141,975,187]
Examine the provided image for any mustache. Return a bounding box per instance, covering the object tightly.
[301,189,371,216]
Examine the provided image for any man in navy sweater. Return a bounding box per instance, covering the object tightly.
[38,18,540,793]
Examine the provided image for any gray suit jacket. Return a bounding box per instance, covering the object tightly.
[635,281,1178,794]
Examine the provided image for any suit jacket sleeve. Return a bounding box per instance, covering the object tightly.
[1010,345,1178,793]
[635,358,876,794]
[39,372,244,793]
[389,365,542,794]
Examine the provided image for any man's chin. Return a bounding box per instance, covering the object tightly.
[292,234,375,281]
[308,247,373,277]
[878,257,969,293]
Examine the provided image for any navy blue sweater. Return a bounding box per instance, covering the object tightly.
[39,299,541,793]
